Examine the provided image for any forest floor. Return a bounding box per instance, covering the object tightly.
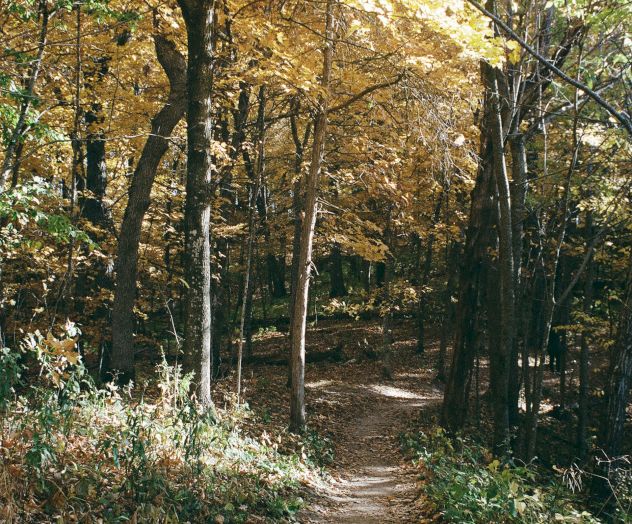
[236,318,443,523]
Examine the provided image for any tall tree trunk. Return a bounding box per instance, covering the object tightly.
[603,250,632,458]
[245,86,267,358]
[179,0,215,407]
[287,98,312,386]
[437,242,459,382]
[577,212,593,459]
[237,87,265,399]
[508,133,527,427]
[485,65,515,450]
[109,36,186,383]
[442,127,495,432]
[381,260,394,380]
[289,0,334,432]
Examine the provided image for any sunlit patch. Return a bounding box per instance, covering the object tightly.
[306,379,336,388]
[363,384,428,400]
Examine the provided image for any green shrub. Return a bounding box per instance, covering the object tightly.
[401,428,599,523]
[0,335,320,522]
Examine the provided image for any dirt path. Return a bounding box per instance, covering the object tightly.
[242,320,445,523]
[300,370,443,523]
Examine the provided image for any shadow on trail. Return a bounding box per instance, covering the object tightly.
[300,368,443,523]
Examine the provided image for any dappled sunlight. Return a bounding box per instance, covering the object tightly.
[306,379,338,388]
[363,383,436,401]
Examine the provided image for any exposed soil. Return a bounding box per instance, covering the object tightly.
[299,380,441,523]
[241,319,444,523]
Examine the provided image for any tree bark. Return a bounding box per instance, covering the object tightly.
[437,242,459,382]
[109,35,186,383]
[508,133,527,427]
[288,100,312,378]
[603,250,632,458]
[485,65,515,451]
[577,212,593,459]
[289,0,334,432]
[179,0,215,407]
[441,124,495,432]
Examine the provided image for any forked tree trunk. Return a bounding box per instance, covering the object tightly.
[289,0,334,432]
[109,36,186,383]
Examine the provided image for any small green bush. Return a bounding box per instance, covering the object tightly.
[401,428,600,524]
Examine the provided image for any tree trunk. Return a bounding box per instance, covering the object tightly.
[381,260,394,380]
[328,243,347,298]
[179,0,215,407]
[437,242,459,382]
[289,0,334,432]
[577,213,594,459]
[486,65,515,451]
[237,88,265,400]
[603,251,632,458]
[417,192,443,354]
[441,125,495,432]
[508,133,527,427]
[287,98,312,385]
[245,86,267,359]
[82,127,111,228]
[0,0,50,189]
[109,36,186,383]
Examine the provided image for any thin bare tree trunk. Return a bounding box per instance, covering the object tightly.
[577,212,593,459]
[287,102,311,386]
[289,0,334,432]
[417,191,443,354]
[0,0,50,189]
[237,86,266,400]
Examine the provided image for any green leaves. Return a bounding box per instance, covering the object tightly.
[402,430,601,523]
[0,179,94,250]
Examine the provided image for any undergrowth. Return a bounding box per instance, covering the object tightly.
[0,328,323,523]
[401,428,605,523]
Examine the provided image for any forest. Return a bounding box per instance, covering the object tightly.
[0,0,631,521]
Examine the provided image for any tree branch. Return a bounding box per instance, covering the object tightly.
[329,73,404,113]
[466,0,632,137]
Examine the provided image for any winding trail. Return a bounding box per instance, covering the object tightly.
[300,368,443,523]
